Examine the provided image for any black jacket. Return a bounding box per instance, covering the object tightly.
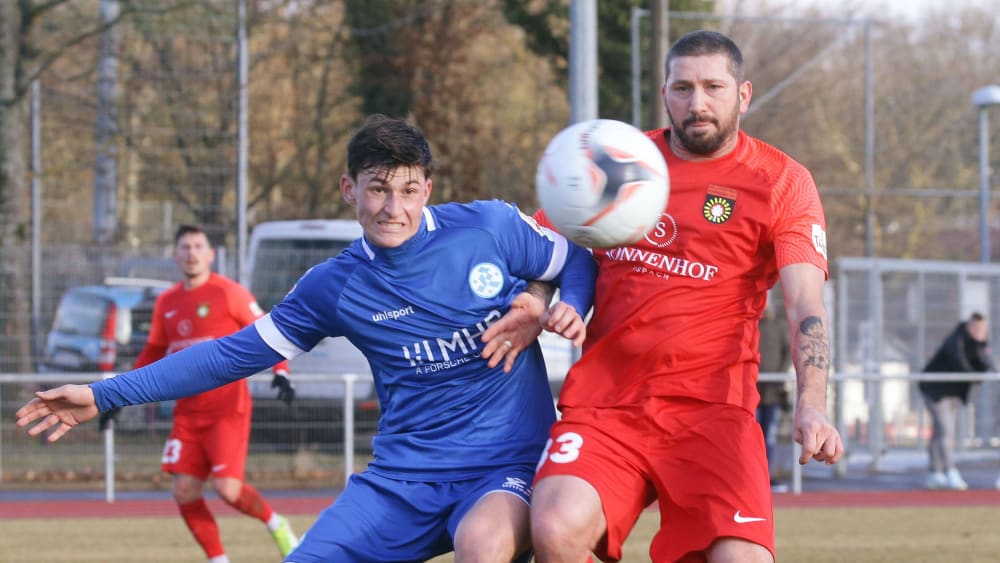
[919,322,994,402]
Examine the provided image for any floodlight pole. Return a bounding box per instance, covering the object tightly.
[980,107,991,263]
[630,7,648,127]
[236,0,250,284]
[569,0,598,123]
[973,85,1000,263]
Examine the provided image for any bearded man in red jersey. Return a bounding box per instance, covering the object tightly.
[492,30,845,563]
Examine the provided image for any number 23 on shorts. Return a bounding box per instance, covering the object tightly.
[537,431,584,470]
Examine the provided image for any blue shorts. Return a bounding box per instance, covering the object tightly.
[285,465,535,563]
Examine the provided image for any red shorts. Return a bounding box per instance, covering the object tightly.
[535,397,774,562]
[160,412,251,481]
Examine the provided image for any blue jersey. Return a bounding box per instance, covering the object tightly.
[92,200,596,482]
[259,200,582,479]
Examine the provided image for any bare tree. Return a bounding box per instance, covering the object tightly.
[0,1,135,370]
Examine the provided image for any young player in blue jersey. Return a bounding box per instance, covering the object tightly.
[17,115,596,563]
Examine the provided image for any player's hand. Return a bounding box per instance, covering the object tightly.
[271,372,295,405]
[482,291,547,373]
[15,384,99,442]
[793,403,844,465]
[98,407,122,431]
[540,301,587,347]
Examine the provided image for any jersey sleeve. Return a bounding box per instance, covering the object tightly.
[497,204,595,317]
[486,200,568,282]
[92,325,286,412]
[225,280,266,327]
[770,162,828,278]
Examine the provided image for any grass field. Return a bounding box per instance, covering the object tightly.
[2,506,997,562]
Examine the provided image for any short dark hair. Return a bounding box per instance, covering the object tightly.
[970,312,985,322]
[346,115,435,180]
[174,224,209,245]
[665,30,744,83]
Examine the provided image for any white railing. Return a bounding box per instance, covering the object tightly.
[0,371,368,503]
[3,370,999,499]
[761,370,1000,494]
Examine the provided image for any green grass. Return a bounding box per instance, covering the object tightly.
[2,506,998,562]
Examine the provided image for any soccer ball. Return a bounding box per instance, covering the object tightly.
[535,119,669,249]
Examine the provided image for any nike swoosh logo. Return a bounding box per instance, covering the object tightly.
[733,510,766,524]
[165,310,177,318]
[211,464,227,473]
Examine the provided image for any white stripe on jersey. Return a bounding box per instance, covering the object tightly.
[254,314,305,359]
[423,206,437,231]
[537,231,568,282]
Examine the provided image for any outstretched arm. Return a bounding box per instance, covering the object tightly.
[780,263,844,466]
[17,324,286,442]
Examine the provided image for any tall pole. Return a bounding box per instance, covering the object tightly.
[569,0,598,123]
[630,7,647,128]
[236,0,249,284]
[648,0,669,129]
[979,107,991,263]
[864,20,874,258]
[972,85,1000,262]
[93,0,119,244]
[30,80,42,362]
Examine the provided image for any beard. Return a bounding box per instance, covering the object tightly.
[668,104,739,156]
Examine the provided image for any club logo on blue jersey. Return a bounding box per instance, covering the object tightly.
[469,262,504,298]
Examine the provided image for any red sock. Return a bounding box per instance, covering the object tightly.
[178,498,225,558]
[227,482,274,523]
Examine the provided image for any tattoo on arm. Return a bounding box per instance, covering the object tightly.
[798,316,830,371]
[525,281,556,306]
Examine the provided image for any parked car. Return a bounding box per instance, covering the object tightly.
[39,277,174,430]
[41,277,173,374]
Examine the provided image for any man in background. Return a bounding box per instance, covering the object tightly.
[134,225,299,562]
[919,312,993,491]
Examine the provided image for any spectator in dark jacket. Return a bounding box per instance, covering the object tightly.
[919,312,994,490]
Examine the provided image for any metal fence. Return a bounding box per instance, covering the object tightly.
[5,369,999,498]
[7,257,1000,497]
[0,371,379,501]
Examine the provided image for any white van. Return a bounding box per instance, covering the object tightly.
[245,218,576,397]
[246,219,373,401]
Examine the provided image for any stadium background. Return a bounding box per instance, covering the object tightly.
[2,0,1000,494]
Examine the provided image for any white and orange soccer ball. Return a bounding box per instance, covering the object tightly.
[536,118,669,249]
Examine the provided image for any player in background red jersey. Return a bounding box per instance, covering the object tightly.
[135,225,299,562]
[489,30,844,563]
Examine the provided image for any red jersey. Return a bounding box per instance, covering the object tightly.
[135,272,288,417]
[550,129,828,412]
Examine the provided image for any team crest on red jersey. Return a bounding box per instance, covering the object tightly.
[702,185,737,224]
[196,303,210,318]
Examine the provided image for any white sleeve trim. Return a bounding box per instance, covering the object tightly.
[537,231,568,282]
[254,314,305,359]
